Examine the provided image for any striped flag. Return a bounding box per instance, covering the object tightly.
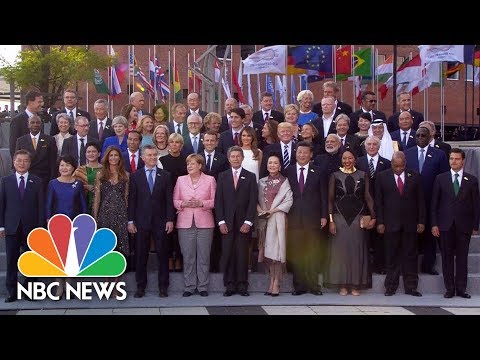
[155,57,170,100]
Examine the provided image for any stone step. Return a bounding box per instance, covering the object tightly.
[1,271,480,297]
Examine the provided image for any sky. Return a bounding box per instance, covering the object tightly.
[0,45,21,64]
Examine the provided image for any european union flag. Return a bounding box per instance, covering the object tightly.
[292,45,333,75]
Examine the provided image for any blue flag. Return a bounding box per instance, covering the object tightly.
[266,75,276,107]
[292,45,333,75]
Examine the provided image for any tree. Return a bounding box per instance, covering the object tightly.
[0,45,113,108]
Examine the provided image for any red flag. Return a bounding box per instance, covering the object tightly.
[232,68,245,104]
[336,45,352,75]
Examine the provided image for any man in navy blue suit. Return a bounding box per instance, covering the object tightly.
[128,145,174,298]
[404,127,449,275]
[387,92,424,133]
[122,131,145,174]
[431,148,480,298]
[0,150,45,303]
[390,111,417,151]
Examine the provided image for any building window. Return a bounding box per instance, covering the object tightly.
[241,45,255,60]
[466,64,474,82]
[216,45,231,60]
[446,61,460,81]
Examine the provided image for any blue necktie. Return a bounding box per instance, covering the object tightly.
[192,136,198,153]
[147,169,154,193]
[419,148,425,173]
[402,131,408,148]
[19,175,25,199]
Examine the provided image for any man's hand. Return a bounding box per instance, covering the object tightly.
[219,223,229,235]
[431,225,439,237]
[320,218,327,228]
[165,221,174,234]
[240,223,251,234]
[0,230,4,238]
[127,223,137,234]
[376,224,385,234]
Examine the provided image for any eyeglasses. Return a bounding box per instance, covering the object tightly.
[416,133,428,138]
[76,124,90,127]
[367,99,377,103]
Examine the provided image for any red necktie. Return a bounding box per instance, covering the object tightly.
[234,132,239,145]
[397,175,404,195]
[130,153,136,173]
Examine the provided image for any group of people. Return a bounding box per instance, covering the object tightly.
[1,83,479,303]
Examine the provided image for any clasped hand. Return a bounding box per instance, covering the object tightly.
[182,198,202,208]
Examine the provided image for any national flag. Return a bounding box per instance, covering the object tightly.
[376,55,393,83]
[93,69,110,94]
[232,67,245,104]
[129,49,135,77]
[214,59,221,82]
[290,75,296,104]
[300,75,308,90]
[445,62,464,78]
[380,55,422,100]
[353,48,372,77]
[246,74,254,106]
[266,75,276,107]
[155,57,170,100]
[287,46,308,75]
[474,67,480,86]
[243,45,287,75]
[188,68,202,92]
[336,45,352,80]
[411,62,441,95]
[292,45,333,76]
[348,75,363,105]
[464,45,475,64]
[170,63,182,102]
[419,45,464,64]
[474,49,480,67]
[109,46,126,97]
[135,60,155,99]
[275,75,286,108]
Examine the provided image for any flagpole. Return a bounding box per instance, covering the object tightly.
[168,49,171,112]
[148,47,151,113]
[230,45,233,102]
[173,47,177,103]
[334,45,337,82]
[153,45,157,105]
[371,45,375,109]
[351,45,355,111]
[392,45,398,115]
[127,45,131,99]
[132,45,136,94]
[107,45,111,116]
[255,45,261,110]
[464,60,468,126]
[440,61,445,140]
[187,52,191,94]
[375,48,378,107]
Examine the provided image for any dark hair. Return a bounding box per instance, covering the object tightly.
[449,147,465,159]
[230,107,245,119]
[25,90,42,104]
[264,119,279,143]
[13,149,32,161]
[204,130,219,140]
[340,148,357,160]
[99,146,128,183]
[296,140,313,152]
[85,141,101,154]
[152,104,169,123]
[57,154,77,175]
[128,130,143,142]
[267,152,282,164]
[358,112,372,122]
[239,126,260,160]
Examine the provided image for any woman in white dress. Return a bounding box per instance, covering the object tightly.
[53,113,73,156]
[239,126,262,183]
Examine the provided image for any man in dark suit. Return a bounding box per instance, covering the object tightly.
[334,114,362,157]
[313,134,342,184]
[9,90,44,157]
[431,148,480,299]
[50,89,91,136]
[241,104,263,142]
[310,96,338,139]
[357,135,391,274]
[405,127,449,275]
[390,111,417,151]
[15,115,57,195]
[182,113,204,155]
[220,98,238,132]
[0,150,45,302]
[260,122,296,178]
[122,131,145,174]
[185,92,208,120]
[286,141,327,295]
[130,91,151,118]
[201,131,229,272]
[387,91,424,133]
[61,116,98,166]
[419,120,452,157]
[167,103,187,136]
[217,107,245,155]
[88,99,114,147]
[252,92,285,124]
[215,146,257,296]
[349,91,386,134]
[312,81,353,117]
[376,151,425,297]
[128,145,174,298]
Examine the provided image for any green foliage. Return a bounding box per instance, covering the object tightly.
[0,45,113,107]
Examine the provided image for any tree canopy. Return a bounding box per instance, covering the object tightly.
[0,45,113,108]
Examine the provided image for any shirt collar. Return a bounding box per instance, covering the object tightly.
[16,172,29,181]
[232,167,242,175]
[368,154,379,162]
[451,168,463,178]
[296,163,309,172]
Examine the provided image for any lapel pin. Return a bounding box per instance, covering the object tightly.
[28,179,33,183]
[427,154,432,158]
[379,161,384,164]
[409,135,414,139]
[310,169,315,172]
[407,173,412,177]
[464,177,469,181]
[435,144,440,148]
[40,138,45,142]
[241,176,245,179]
[214,158,217,161]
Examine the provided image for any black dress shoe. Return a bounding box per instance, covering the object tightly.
[384,290,395,296]
[310,289,323,295]
[182,291,193,297]
[457,292,471,299]
[199,291,208,297]
[406,290,422,297]
[444,291,455,298]
[291,290,306,296]
[271,293,279,297]
[134,289,145,298]
[4,296,16,303]
[223,290,235,297]
[159,289,168,298]
[239,290,250,296]
[423,269,439,275]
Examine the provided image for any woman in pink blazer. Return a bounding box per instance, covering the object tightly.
[173,153,217,297]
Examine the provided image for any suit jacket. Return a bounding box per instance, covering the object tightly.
[9,111,30,157]
[50,108,91,136]
[15,133,58,182]
[61,135,99,166]
[375,169,426,233]
[185,109,208,122]
[356,155,391,198]
[128,167,175,230]
[167,120,186,136]
[349,109,387,135]
[312,100,353,118]
[88,118,114,146]
[252,109,285,124]
[182,132,205,155]
[433,138,451,157]
[217,129,240,155]
[220,115,230,133]
[431,171,480,233]
[286,164,327,229]
[214,168,257,230]
[260,142,297,179]
[0,173,45,235]
[390,129,417,151]
[122,150,145,174]
[173,172,216,228]
[313,151,342,183]
[339,134,362,157]
[404,146,450,204]
[387,109,424,133]
[200,151,229,180]
[310,117,337,139]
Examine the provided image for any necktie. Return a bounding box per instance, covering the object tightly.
[98,121,104,141]
[397,175,404,195]
[419,148,425,173]
[32,137,37,150]
[130,153,136,173]
[177,124,182,134]
[79,138,86,166]
[453,173,460,196]
[368,157,375,179]
[341,138,345,147]
[147,169,154,193]
[234,132,239,145]
[192,136,198,153]
[19,175,25,199]
[264,112,269,122]
[206,154,212,171]
[299,167,305,194]
[283,144,290,168]
[69,110,74,121]
[402,131,408,148]
[233,170,238,189]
